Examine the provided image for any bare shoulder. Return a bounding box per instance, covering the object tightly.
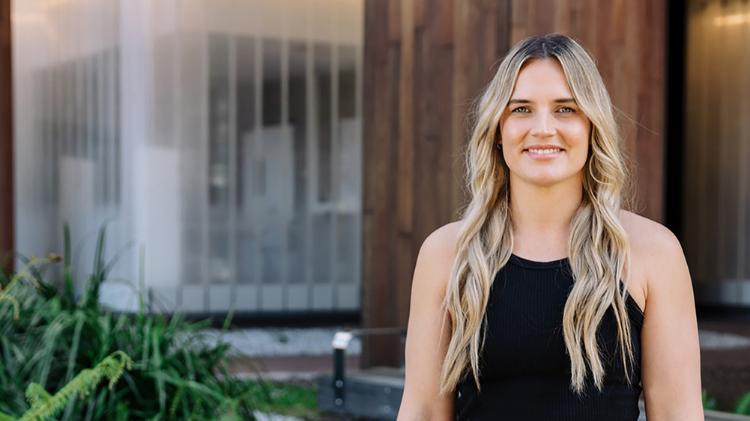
[618,210,687,303]
[618,209,683,259]
[400,221,464,417]
[618,209,679,247]
[421,220,463,255]
[620,217,703,419]
[414,221,464,297]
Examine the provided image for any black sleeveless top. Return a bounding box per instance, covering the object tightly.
[454,254,645,421]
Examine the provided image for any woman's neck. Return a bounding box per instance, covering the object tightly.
[508,173,583,257]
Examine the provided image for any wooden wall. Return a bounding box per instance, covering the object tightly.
[0,0,12,273]
[361,0,667,367]
[511,0,666,218]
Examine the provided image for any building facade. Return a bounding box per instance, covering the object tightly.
[10,0,364,316]
[3,0,750,367]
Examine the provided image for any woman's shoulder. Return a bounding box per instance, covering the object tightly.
[414,221,464,297]
[421,220,464,252]
[618,209,686,306]
[618,209,681,254]
[418,221,464,272]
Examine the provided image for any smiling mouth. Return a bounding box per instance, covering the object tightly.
[523,148,564,155]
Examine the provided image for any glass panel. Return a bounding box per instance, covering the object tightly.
[338,46,357,120]
[208,33,231,283]
[314,43,331,204]
[288,41,308,285]
[209,33,231,208]
[335,45,360,286]
[236,36,255,209]
[684,0,750,285]
[111,49,122,207]
[236,35,256,284]
[12,0,365,313]
[335,213,356,285]
[312,213,331,284]
[262,39,281,126]
[259,38,285,286]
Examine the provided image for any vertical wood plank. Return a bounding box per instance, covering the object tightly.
[0,0,13,273]
[683,2,700,280]
[396,0,415,323]
[362,0,514,367]
[741,0,750,279]
[362,0,404,367]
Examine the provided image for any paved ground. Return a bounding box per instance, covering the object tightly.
[209,314,750,415]
[698,317,750,412]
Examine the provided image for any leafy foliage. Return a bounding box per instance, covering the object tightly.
[0,225,277,420]
[702,388,718,411]
[17,351,133,421]
[734,390,750,415]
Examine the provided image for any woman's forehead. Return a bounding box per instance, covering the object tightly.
[510,58,573,101]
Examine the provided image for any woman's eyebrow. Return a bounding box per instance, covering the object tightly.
[508,98,577,104]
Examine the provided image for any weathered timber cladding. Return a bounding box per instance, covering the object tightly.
[362,0,666,367]
[0,0,13,273]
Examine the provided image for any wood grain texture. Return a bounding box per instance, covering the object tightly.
[509,0,666,220]
[362,0,668,367]
[0,0,13,273]
[362,0,513,368]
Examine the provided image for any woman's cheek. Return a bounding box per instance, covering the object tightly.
[500,122,527,143]
[562,122,590,147]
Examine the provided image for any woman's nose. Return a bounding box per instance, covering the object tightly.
[529,114,555,137]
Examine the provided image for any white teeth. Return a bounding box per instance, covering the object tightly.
[527,148,562,154]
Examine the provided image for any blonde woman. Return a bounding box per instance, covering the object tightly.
[397,34,703,421]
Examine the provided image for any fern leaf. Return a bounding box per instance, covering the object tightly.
[18,351,133,421]
[25,383,51,407]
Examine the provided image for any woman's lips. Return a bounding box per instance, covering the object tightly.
[523,148,564,159]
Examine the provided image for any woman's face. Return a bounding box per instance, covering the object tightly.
[498,58,591,188]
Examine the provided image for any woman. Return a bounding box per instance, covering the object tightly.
[397,34,703,420]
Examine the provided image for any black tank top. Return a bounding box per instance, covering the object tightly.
[454,253,644,421]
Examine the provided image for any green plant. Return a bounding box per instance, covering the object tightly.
[702,388,718,411]
[0,351,133,421]
[735,390,750,415]
[0,225,280,420]
[245,380,318,418]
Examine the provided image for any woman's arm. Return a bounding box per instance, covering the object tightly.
[641,225,704,420]
[397,222,460,421]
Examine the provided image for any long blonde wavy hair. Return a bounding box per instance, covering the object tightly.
[439,34,638,397]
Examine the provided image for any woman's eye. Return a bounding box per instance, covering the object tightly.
[558,106,576,113]
[511,106,530,113]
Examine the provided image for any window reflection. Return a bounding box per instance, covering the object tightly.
[15,0,364,313]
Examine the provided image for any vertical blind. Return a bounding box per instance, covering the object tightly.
[685,0,750,304]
